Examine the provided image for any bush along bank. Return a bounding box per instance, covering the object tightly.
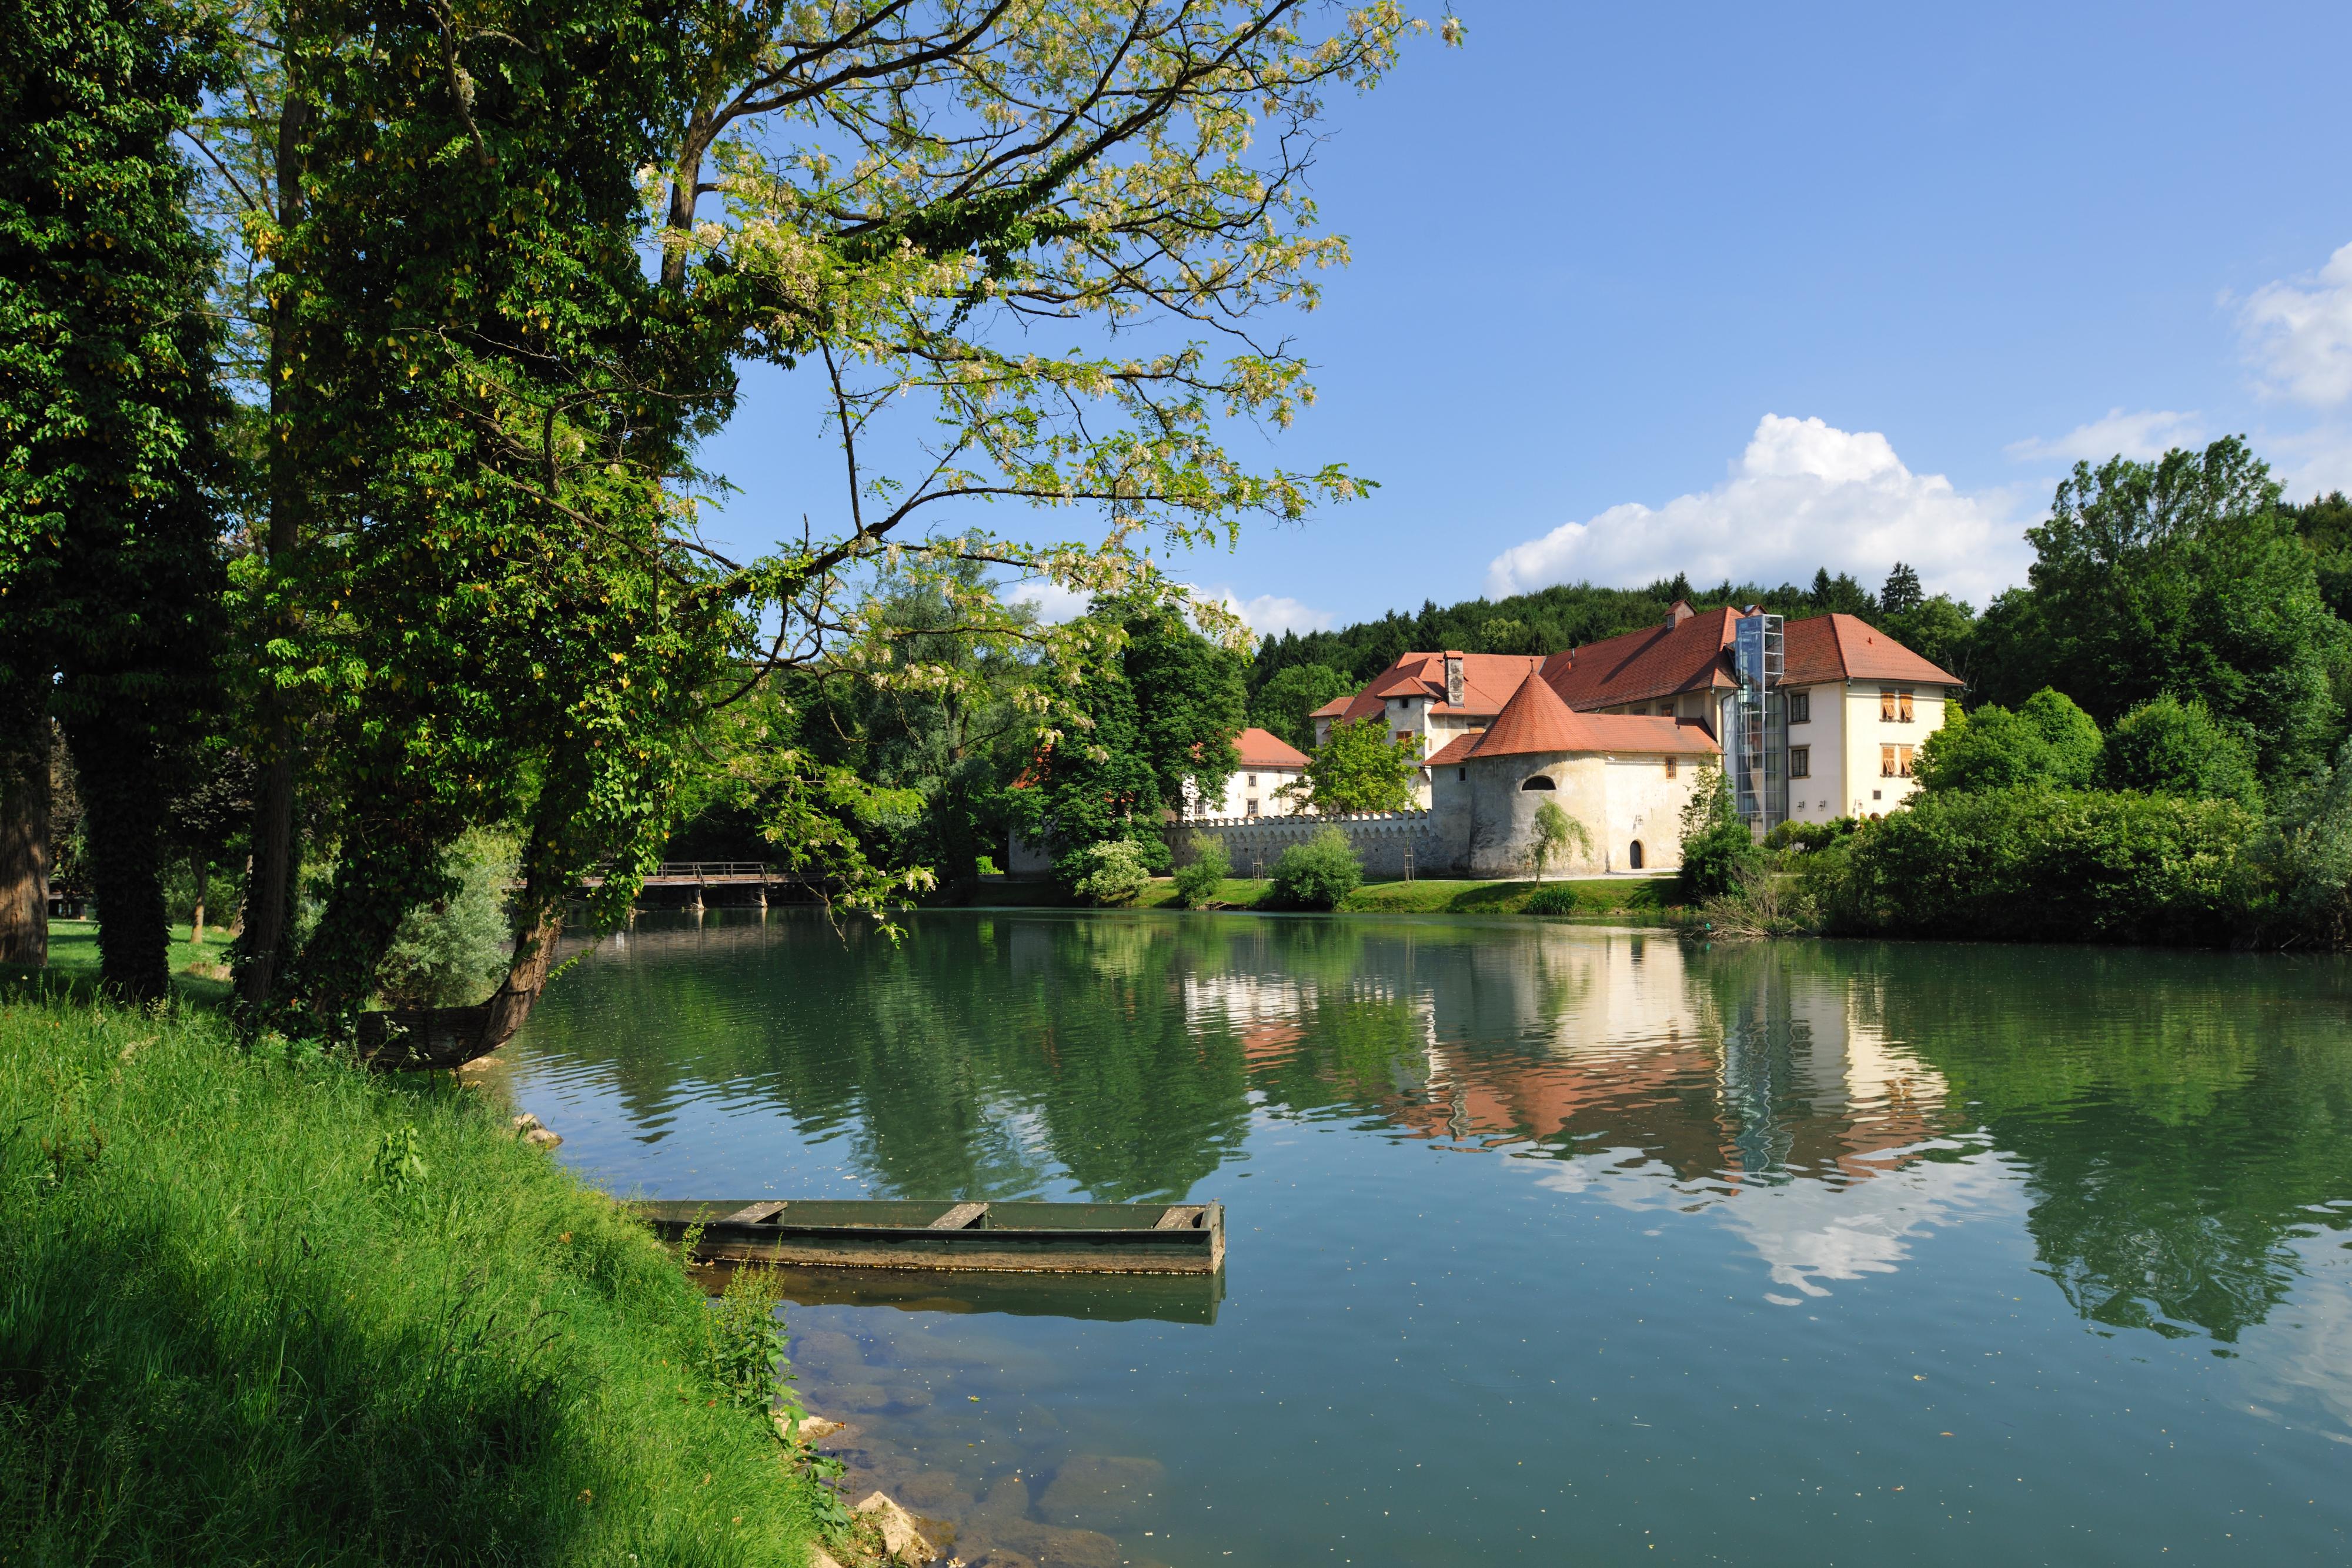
[0,992,838,1566]
[1689,716,2352,948]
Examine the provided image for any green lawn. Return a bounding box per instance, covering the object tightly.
[37,917,238,1002]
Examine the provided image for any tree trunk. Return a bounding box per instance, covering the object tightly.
[355,904,563,1071]
[192,859,208,945]
[0,708,48,968]
[239,79,311,1015]
[61,708,169,999]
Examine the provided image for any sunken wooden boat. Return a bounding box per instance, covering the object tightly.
[630,1198,1225,1276]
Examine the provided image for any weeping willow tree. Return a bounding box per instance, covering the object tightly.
[185,1,1460,1049]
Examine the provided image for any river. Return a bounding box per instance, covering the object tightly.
[497,908,2352,1567]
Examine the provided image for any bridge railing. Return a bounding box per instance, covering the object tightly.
[650,861,774,879]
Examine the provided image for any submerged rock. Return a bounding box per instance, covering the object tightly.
[791,1329,867,1369]
[1035,1455,1164,1528]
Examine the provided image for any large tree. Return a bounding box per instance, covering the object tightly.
[1972,438,2348,776]
[1005,590,1246,886]
[1248,660,1351,750]
[1,0,227,995]
[183,1,1450,1046]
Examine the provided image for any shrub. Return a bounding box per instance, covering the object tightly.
[1677,763,1761,900]
[376,828,517,1007]
[2246,738,2352,947]
[1171,836,1231,907]
[1268,828,1362,910]
[1072,838,1154,906]
[1763,817,1856,852]
[1813,785,2255,944]
[1522,882,1583,915]
[2104,695,2261,805]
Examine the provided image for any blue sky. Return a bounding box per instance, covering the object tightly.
[695,1,2352,639]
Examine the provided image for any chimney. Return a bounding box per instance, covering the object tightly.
[1666,599,1695,629]
[1443,651,1465,707]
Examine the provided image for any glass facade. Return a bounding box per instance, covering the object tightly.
[1723,613,1786,833]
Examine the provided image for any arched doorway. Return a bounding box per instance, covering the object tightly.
[1628,840,1644,869]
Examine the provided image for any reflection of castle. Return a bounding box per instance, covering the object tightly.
[1185,928,1969,1298]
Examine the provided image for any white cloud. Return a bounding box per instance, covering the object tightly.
[1485,414,2031,607]
[1003,577,1093,623]
[1004,578,1335,640]
[2241,240,2352,407]
[2004,407,2205,464]
[1215,590,1334,641]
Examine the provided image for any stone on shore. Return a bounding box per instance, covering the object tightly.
[854,1491,937,1565]
[774,1410,847,1445]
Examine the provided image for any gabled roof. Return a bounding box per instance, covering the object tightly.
[1451,674,1723,760]
[1309,651,1545,724]
[1315,612,1960,732]
[1539,607,1740,711]
[1782,613,1962,686]
[1232,727,1310,768]
[1537,607,1961,710]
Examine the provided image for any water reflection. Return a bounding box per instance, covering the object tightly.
[510,912,2352,1567]
[530,911,2352,1348]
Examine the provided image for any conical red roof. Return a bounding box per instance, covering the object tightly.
[1462,673,1722,760]
[1468,671,1599,757]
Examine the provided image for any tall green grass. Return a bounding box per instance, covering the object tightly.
[0,991,824,1566]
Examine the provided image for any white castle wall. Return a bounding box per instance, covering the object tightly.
[1167,810,1465,879]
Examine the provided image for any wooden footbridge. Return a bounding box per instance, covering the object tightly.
[573,862,834,910]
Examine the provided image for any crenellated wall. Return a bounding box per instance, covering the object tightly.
[1167,810,1462,879]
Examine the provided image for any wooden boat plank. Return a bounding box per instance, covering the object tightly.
[627,1198,1224,1275]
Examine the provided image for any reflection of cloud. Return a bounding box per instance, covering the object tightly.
[2236,1222,2352,1441]
[1722,1138,2021,1300]
[1526,1134,2025,1302]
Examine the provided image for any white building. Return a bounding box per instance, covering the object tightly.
[1184,727,1312,820]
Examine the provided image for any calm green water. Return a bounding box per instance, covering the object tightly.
[506,910,2352,1567]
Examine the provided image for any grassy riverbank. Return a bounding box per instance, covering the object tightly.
[961,875,1678,918]
[0,986,827,1566]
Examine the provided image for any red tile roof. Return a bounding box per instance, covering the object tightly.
[1539,606,1740,710]
[1445,674,1723,760]
[1309,651,1545,724]
[1232,727,1311,768]
[1537,607,1960,710]
[1782,613,1961,686]
[1318,613,1959,734]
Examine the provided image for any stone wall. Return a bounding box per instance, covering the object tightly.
[1167,811,1460,879]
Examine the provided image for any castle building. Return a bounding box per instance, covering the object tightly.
[1315,601,1962,830]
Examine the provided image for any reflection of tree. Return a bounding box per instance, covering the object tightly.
[1845,944,2352,1342]
[527,912,1255,1201]
[528,913,2352,1345]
